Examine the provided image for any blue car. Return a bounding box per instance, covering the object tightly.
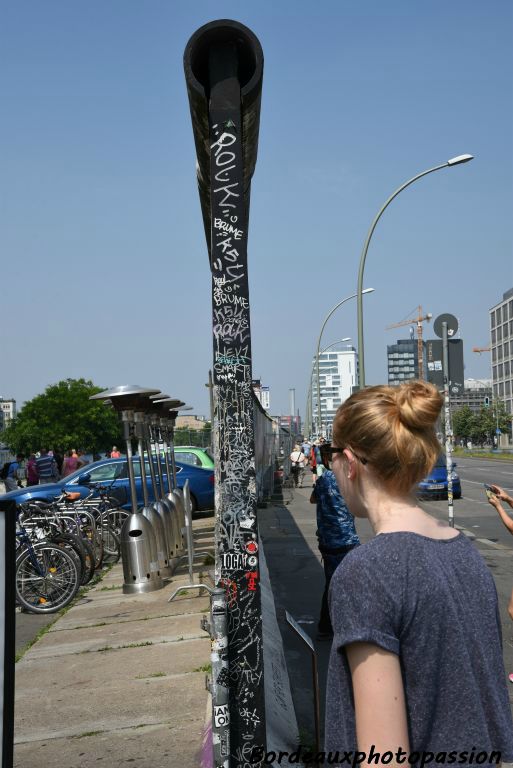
[1,456,214,513]
[417,454,462,500]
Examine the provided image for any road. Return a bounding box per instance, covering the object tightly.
[259,455,513,745]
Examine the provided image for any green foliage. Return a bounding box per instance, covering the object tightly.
[2,378,123,454]
[452,401,511,443]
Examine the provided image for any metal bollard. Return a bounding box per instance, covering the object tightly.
[120,512,164,594]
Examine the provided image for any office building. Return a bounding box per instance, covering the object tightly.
[0,398,16,430]
[252,380,270,411]
[490,288,513,423]
[311,346,358,437]
[387,339,424,386]
[450,379,493,413]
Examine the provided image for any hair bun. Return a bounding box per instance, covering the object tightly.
[394,381,443,430]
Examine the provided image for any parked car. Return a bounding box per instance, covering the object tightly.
[174,446,214,469]
[417,454,462,499]
[1,456,214,513]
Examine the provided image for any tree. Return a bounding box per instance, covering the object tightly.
[2,379,123,454]
[451,406,476,443]
[451,401,511,445]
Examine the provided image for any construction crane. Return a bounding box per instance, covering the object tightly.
[386,306,433,380]
[472,346,491,354]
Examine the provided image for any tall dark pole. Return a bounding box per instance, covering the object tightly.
[184,21,265,766]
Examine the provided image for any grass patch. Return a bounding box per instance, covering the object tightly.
[72,730,104,739]
[203,553,215,565]
[452,448,513,461]
[122,641,153,649]
[135,671,166,679]
[193,662,211,673]
[99,584,122,591]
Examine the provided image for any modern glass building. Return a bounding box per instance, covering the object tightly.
[490,287,513,427]
[310,346,358,437]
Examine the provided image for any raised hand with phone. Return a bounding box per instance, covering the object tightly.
[485,483,513,533]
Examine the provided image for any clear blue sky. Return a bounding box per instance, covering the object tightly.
[2,0,512,420]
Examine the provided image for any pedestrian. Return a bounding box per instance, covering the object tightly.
[310,442,359,639]
[61,450,79,477]
[51,449,64,476]
[76,450,89,469]
[36,449,59,484]
[110,446,121,458]
[309,440,318,484]
[26,453,39,486]
[301,438,311,459]
[289,444,301,487]
[289,445,308,488]
[486,484,513,681]
[324,380,513,759]
[4,454,25,492]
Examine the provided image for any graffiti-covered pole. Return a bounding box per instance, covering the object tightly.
[184,20,265,767]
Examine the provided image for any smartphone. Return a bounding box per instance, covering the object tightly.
[484,483,496,499]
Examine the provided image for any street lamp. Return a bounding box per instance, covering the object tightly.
[315,289,375,435]
[356,154,474,388]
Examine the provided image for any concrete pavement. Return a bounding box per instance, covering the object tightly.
[14,522,215,768]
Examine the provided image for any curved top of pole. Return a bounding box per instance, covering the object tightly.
[183,19,264,258]
[356,156,473,388]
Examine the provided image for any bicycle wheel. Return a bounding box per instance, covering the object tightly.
[49,533,87,581]
[77,536,96,585]
[16,542,81,613]
[105,508,129,536]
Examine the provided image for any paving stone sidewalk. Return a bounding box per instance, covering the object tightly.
[14,523,215,768]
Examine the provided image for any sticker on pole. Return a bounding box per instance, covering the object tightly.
[214,704,230,728]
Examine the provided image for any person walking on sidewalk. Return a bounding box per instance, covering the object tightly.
[26,454,39,486]
[36,449,59,484]
[290,445,308,487]
[325,380,513,760]
[310,442,359,640]
[4,454,25,491]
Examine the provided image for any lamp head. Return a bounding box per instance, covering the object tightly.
[447,154,474,166]
[362,288,375,295]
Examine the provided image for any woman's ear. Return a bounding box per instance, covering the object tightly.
[343,449,357,480]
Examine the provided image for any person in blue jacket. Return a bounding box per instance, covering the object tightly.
[310,441,359,639]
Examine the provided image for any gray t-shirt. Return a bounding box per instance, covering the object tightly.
[325,531,513,761]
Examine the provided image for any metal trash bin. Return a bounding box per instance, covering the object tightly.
[120,512,164,594]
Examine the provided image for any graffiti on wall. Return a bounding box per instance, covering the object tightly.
[209,110,266,765]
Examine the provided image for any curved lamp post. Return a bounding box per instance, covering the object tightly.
[356,154,474,388]
[306,338,351,434]
[316,289,375,435]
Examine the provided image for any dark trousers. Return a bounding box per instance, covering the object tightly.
[318,545,358,634]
